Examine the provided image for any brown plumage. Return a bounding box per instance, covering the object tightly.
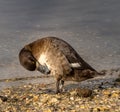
[19,37,100,93]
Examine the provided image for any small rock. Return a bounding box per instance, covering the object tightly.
[70,97,74,100]
[75,88,93,97]
[115,77,120,82]
[111,93,119,98]
[33,95,39,102]
[43,109,52,112]
[50,97,58,103]
[0,96,8,102]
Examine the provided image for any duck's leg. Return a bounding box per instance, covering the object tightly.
[59,80,65,92]
[56,79,65,93]
[56,79,61,93]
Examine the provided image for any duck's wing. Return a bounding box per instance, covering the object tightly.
[45,42,73,75]
[51,37,96,71]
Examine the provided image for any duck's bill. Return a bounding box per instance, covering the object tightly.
[37,64,50,75]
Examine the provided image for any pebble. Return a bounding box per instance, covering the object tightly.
[0,83,119,112]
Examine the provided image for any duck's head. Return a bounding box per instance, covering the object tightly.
[19,48,37,71]
[19,47,50,74]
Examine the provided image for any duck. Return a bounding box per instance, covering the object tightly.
[19,37,101,93]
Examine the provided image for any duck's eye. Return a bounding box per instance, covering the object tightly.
[29,58,35,63]
[28,56,35,61]
[31,60,35,64]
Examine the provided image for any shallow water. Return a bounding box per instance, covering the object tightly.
[0,0,120,89]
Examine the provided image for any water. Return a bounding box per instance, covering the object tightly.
[0,0,120,89]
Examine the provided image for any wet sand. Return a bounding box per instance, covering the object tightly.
[0,0,120,89]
